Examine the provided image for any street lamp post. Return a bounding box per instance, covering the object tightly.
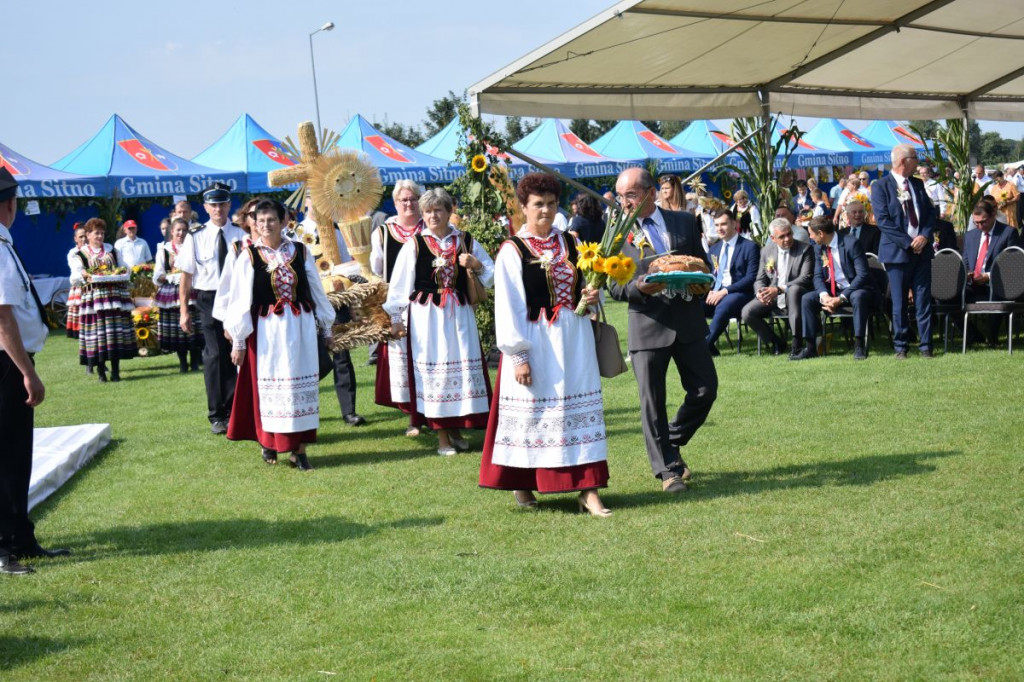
[308,21,335,137]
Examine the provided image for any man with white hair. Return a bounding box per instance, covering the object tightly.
[741,217,814,356]
[871,143,936,358]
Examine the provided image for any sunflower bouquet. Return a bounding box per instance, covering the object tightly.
[573,200,646,315]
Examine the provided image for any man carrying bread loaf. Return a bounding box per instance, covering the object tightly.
[608,168,718,494]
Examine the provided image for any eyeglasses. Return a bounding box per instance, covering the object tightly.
[615,190,648,202]
[397,198,419,204]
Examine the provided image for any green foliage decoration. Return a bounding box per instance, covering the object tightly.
[716,116,803,244]
[446,102,514,351]
[913,119,988,235]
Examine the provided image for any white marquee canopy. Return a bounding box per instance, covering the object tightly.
[470,0,1024,122]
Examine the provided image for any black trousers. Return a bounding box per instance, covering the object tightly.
[331,306,356,415]
[0,352,35,548]
[630,337,718,480]
[195,290,235,422]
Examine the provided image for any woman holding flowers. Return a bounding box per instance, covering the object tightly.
[478,173,612,517]
[384,188,493,457]
[71,217,136,382]
[153,217,201,372]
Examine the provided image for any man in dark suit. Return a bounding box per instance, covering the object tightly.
[962,201,1021,344]
[838,200,880,256]
[741,217,814,356]
[608,168,717,494]
[704,209,759,355]
[792,217,879,360]
[871,144,936,358]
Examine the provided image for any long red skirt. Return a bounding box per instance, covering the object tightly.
[478,357,609,494]
[227,333,317,453]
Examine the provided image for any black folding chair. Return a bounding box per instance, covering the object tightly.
[930,249,966,353]
[962,246,1024,354]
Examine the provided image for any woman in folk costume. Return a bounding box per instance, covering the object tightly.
[223,199,335,471]
[478,173,611,517]
[70,218,136,382]
[371,180,426,436]
[384,188,493,456]
[65,223,86,342]
[153,218,202,372]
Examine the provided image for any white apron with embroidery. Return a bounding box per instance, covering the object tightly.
[491,235,607,469]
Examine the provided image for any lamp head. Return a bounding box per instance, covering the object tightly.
[322,21,335,31]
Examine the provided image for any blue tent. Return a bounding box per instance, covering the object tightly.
[513,119,635,179]
[52,115,244,198]
[669,121,737,160]
[192,114,297,193]
[415,118,560,180]
[670,120,857,171]
[1,141,106,199]
[335,115,458,185]
[860,120,927,153]
[590,120,710,176]
[802,119,890,166]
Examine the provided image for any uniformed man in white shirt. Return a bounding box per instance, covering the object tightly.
[0,168,70,574]
[178,183,248,434]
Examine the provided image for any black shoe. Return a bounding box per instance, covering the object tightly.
[895,351,908,360]
[86,365,94,375]
[289,453,313,471]
[790,346,818,361]
[211,420,228,435]
[96,366,107,383]
[14,544,71,559]
[708,344,721,357]
[343,413,367,426]
[110,371,120,382]
[365,358,377,366]
[0,550,33,575]
[262,447,277,464]
[854,342,867,360]
[771,339,785,356]
[920,349,934,358]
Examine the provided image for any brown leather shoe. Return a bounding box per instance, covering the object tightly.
[662,475,687,493]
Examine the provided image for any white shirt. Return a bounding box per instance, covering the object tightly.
[114,235,153,269]
[68,242,113,285]
[0,223,48,354]
[820,238,850,299]
[924,178,948,215]
[383,226,495,320]
[300,218,352,263]
[777,247,791,290]
[717,234,739,288]
[371,217,422,278]
[552,212,569,233]
[176,220,250,291]
[66,246,81,275]
[890,170,921,239]
[976,229,992,274]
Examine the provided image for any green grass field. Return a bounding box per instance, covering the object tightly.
[3,302,1022,680]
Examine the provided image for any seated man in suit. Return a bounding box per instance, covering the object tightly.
[704,208,759,355]
[774,204,809,243]
[792,217,879,361]
[741,217,814,356]
[962,200,1022,344]
[838,201,880,256]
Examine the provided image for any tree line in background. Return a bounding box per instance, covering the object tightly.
[372,91,1024,167]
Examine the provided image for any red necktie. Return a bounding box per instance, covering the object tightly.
[827,246,837,297]
[903,179,919,229]
[974,232,989,279]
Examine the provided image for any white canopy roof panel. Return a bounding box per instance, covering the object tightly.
[470,0,1024,122]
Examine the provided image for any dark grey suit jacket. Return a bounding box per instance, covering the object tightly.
[607,208,709,351]
[754,240,814,294]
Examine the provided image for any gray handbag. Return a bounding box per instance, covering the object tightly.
[591,306,628,378]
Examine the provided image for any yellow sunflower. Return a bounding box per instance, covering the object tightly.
[470,154,488,173]
[616,256,636,284]
[136,327,150,341]
[577,241,601,270]
[603,255,625,282]
[302,232,316,246]
[593,256,606,273]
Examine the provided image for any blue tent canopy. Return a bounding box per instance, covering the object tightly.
[670,121,858,171]
[513,119,635,179]
[52,115,243,198]
[1,142,106,199]
[335,115,458,185]
[415,118,560,180]
[192,114,297,193]
[590,120,710,176]
[802,119,890,166]
[860,120,927,152]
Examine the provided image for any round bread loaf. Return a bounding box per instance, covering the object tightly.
[648,254,710,274]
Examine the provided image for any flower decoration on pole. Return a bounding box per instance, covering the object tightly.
[573,199,645,315]
[470,154,488,174]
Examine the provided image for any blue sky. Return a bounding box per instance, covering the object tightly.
[5,0,1022,164]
